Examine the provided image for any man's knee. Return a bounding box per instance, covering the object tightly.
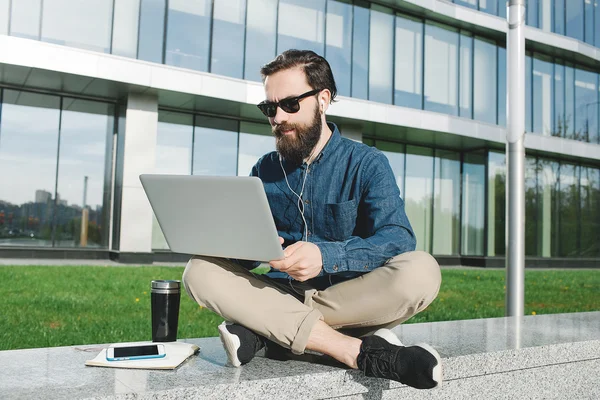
[182,256,218,306]
[387,251,441,310]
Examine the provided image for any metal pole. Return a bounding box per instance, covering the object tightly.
[506,0,525,317]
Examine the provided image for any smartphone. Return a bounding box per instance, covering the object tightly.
[106,344,166,361]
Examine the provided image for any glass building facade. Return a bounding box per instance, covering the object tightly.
[0,1,598,263]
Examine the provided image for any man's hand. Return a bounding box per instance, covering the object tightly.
[270,240,323,282]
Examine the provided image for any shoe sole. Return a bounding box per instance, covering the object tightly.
[415,342,443,388]
[372,328,404,346]
[218,322,242,368]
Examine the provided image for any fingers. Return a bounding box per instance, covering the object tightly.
[283,241,303,258]
[278,236,284,245]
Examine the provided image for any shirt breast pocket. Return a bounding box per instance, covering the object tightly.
[324,199,358,241]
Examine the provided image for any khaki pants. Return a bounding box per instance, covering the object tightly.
[182,251,441,355]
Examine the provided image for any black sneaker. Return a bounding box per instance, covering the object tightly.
[357,332,443,389]
[218,322,265,367]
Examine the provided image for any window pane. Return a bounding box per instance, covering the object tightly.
[526,53,532,132]
[325,0,352,97]
[462,152,486,256]
[138,0,166,63]
[54,99,113,248]
[565,65,576,139]
[554,63,566,137]
[433,150,460,255]
[211,0,246,78]
[166,0,212,71]
[525,156,538,256]
[454,0,477,9]
[351,4,369,100]
[405,146,433,253]
[0,90,60,247]
[377,141,405,194]
[192,117,238,176]
[9,0,41,40]
[497,46,507,126]
[527,0,539,28]
[487,151,505,256]
[41,0,113,53]
[244,0,277,82]
[459,33,473,118]
[394,15,423,109]
[424,23,458,115]
[536,158,559,257]
[368,7,394,104]
[580,167,600,257]
[111,0,140,58]
[566,0,584,41]
[479,0,498,15]
[532,55,554,136]
[596,0,600,47]
[0,0,8,35]
[152,112,193,250]
[554,0,565,35]
[277,0,326,55]
[558,163,579,256]
[238,122,275,176]
[574,68,598,143]
[538,0,553,31]
[584,0,594,44]
[498,1,507,19]
[474,37,497,124]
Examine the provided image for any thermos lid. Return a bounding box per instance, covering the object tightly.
[151,280,181,291]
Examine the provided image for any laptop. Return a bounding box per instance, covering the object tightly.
[139,174,285,262]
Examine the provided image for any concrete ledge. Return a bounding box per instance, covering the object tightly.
[1,312,598,399]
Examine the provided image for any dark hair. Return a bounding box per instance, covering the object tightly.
[260,50,338,103]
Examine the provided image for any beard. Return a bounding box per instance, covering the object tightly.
[273,105,322,165]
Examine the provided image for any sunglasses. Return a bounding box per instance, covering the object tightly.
[257,89,322,118]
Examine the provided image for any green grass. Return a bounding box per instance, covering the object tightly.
[1,266,598,350]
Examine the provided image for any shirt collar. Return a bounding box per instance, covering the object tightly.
[313,122,341,164]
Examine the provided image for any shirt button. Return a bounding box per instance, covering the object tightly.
[307,230,311,236]
[305,199,310,204]
[333,265,338,271]
[364,265,368,270]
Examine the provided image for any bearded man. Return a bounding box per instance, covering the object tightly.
[183,50,443,390]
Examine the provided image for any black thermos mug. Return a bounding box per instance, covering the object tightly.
[151,280,181,342]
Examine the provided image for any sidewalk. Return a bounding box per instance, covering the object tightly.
[2,312,598,399]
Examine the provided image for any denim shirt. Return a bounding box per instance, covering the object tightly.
[251,122,416,282]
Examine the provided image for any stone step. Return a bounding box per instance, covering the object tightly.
[1,312,598,399]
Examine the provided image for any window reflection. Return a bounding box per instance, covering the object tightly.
[238,122,276,176]
[433,150,460,255]
[459,33,473,118]
[0,91,60,247]
[536,158,559,257]
[244,0,277,82]
[473,37,497,124]
[369,6,394,104]
[532,54,554,136]
[278,0,326,55]
[566,0,584,41]
[138,0,166,63]
[192,117,238,176]
[351,4,369,100]
[488,151,505,256]
[211,0,246,78]
[41,0,113,53]
[112,0,140,58]
[153,112,193,250]
[558,163,579,256]
[574,68,598,143]
[405,146,434,253]
[497,46,507,126]
[9,0,41,40]
[462,152,486,256]
[0,0,8,35]
[395,15,423,109]
[580,167,600,257]
[54,99,113,248]
[424,23,458,115]
[325,0,353,97]
[165,0,212,71]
